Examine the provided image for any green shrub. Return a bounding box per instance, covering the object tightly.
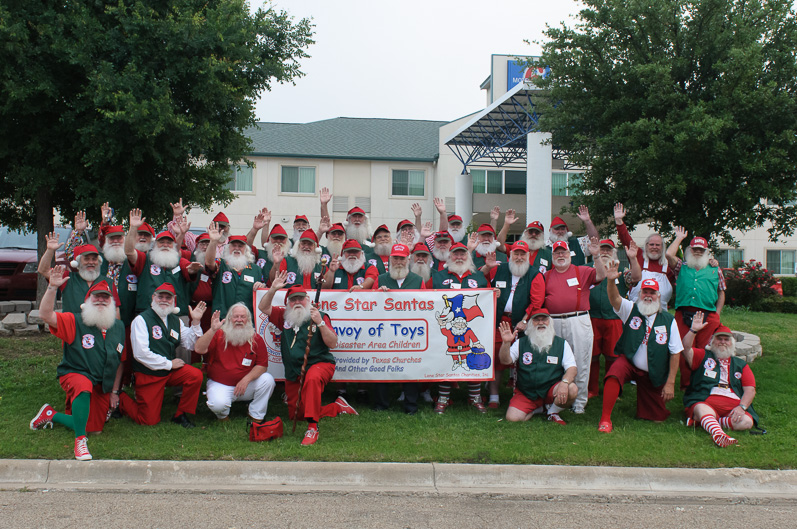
[755,296,797,314]
[724,260,778,308]
[780,277,797,297]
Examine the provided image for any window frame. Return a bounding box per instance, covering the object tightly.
[226,164,255,194]
[766,249,797,275]
[390,168,426,198]
[279,164,317,196]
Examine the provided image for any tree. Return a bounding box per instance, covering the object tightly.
[0,0,313,296]
[529,0,797,247]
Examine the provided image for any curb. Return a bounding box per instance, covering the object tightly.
[2,460,796,499]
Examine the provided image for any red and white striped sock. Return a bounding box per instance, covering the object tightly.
[700,415,737,447]
[719,416,733,430]
[467,382,481,401]
[438,383,451,400]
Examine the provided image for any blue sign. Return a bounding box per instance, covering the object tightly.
[507,59,550,90]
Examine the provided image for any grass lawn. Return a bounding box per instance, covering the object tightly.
[1,310,794,468]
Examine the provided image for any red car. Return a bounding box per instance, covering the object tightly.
[0,226,72,301]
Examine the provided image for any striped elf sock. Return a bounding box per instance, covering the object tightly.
[700,415,737,447]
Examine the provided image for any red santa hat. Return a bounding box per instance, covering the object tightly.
[154,282,181,313]
[450,242,468,253]
[550,216,568,229]
[102,225,125,237]
[155,231,175,242]
[213,212,230,226]
[80,280,113,310]
[447,214,463,225]
[640,278,660,291]
[227,235,248,245]
[328,223,346,234]
[196,233,210,243]
[347,206,366,217]
[294,215,309,224]
[71,244,101,268]
[411,242,431,255]
[269,224,288,239]
[477,223,495,235]
[286,285,308,301]
[528,308,551,319]
[342,239,363,253]
[510,240,530,253]
[714,325,734,337]
[138,223,155,236]
[373,224,391,237]
[433,231,451,241]
[599,239,616,248]
[396,219,414,232]
[299,229,322,253]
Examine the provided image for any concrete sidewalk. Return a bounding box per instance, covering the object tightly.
[1,459,796,500]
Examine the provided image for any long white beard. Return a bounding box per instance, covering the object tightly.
[151,299,175,318]
[135,241,153,253]
[521,233,545,251]
[346,223,370,243]
[526,323,555,352]
[508,260,530,277]
[637,298,661,317]
[81,302,116,330]
[150,247,180,269]
[223,246,254,270]
[325,239,343,257]
[284,304,311,329]
[292,229,306,244]
[193,250,206,266]
[448,227,466,242]
[103,243,126,264]
[548,232,571,244]
[432,247,449,262]
[476,240,498,256]
[222,322,256,348]
[685,248,710,270]
[78,266,100,282]
[389,263,409,281]
[342,254,365,275]
[374,242,391,257]
[295,250,320,275]
[447,255,475,276]
[410,261,431,281]
[264,240,291,262]
[710,339,736,360]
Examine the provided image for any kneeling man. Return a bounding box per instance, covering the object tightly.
[194,303,276,424]
[498,309,577,424]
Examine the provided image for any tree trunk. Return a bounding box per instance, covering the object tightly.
[36,188,54,303]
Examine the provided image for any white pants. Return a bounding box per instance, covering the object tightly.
[552,314,593,410]
[206,373,276,421]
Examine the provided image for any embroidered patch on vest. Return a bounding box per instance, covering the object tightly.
[734,372,742,379]
[127,274,138,284]
[150,264,161,276]
[704,358,716,370]
[522,352,533,365]
[467,279,478,288]
[256,258,266,268]
[286,272,296,284]
[356,277,364,285]
[655,332,668,344]
[221,271,233,284]
[82,334,95,348]
[152,325,163,340]
[629,316,642,330]
[369,259,378,267]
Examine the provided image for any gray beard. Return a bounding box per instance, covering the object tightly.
[448,227,465,241]
[476,240,498,256]
[151,299,175,318]
[645,250,666,266]
[102,244,126,264]
[410,261,431,281]
[295,251,320,275]
[150,247,180,269]
[432,247,449,262]
[346,223,370,243]
[374,243,391,256]
[342,255,365,275]
[78,267,100,282]
[389,265,409,281]
[508,260,530,277]
[686,249,710,270]
[284,305,311,329]
[637,298,661,317]
[710,341,735,359]
[193,250,206,266]
[222,323,256,348]
[81,303,116,330]
[548,232,570,244]
[135,241,153,253]
[521,233,545,251]
[526,324,555,352]
[447,258,474,276]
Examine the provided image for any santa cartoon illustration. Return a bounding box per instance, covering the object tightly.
[436,294,488,371]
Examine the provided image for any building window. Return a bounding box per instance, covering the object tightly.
[226,165,253,192]
[716,249,744,269]
[552,172,583,196]
[766,249,796,275]
[281,166,315,194]
[392,169,425,197]
[471,169,525,194]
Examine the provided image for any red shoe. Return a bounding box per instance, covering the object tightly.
[598,420,613,433]
[335,396,359,415]
[469,396,488,414]
[301,425,319,446]
[30,404,56,430]
[547,413,566,425]
[434,396,450,414]
[487,400,499,409]
[685,417,695,427]
[74,435,92,461]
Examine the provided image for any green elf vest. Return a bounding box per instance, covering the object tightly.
[57,315,125,393]
[674,264,720,311]
[255,250,274,280]
[683,349,759,425]
[135,254,190,316]
[493,263,540,326]
[282,255,324,289]
[211,259,264,317]
[377,271,424,290]
[431,269,490,289]
[568,236,589,266]
[530,247,552,273]
[61,274,107,314]
[515,335,567,400]
[614,304,675,387]
[280,310,336,381]
[589,267,629,320]
[472,250,507,269]
[365,252,388,276]
[332,266,369,289]
[133,308,181,377]
[103,259,138,326]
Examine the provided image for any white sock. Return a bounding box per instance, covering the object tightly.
[547,403,564,415]
[489,395,499,403]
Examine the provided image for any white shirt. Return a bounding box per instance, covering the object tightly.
[614,298,682,372]
[509,338,577,370]
[131,313,202,371]
[502,274,521,313]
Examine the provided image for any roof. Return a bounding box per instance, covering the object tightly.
[246,117,447,162]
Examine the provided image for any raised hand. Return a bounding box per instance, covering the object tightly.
[310,305,323,324]
[189,301,207,322]
[48,265,68,287]
[170,198,186,218]
[484,251,497,268]
[690,311,708,333]
[587,236,600,257]
[606,260,621,281]
[129,209,145,229]
[209,310,224,332]
[499,320,517,343]
[674,226,688,240]
[271,270,289,290]
[411,202,422,218]
[185,262,202,274]
[328,255,340,273]
[467,232,478,252]
[261,207,272,224]
[319,187,332,205]
[433,197,446,214]
[253,281,265,291]
[504,209,518,225]
[400,229,415,246]
[577,205,591,223]
[74,211,88,233]
[613,203,626,222]
[420,221,432,239]
[626,240,639,260]
[45,232,62,251]
[101,202,113,223]
[490,206,500,221]
[319,215,330,234]
[252,211,268,231]
[207,221,221,242]
[175,216,191,236]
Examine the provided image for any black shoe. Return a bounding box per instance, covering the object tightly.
[171,413,195,429]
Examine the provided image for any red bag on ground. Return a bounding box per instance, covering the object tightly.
[249,417,283,442]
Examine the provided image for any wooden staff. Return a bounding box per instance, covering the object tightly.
[292,258,327,433]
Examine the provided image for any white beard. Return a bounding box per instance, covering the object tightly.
[342,254,365,275]
[476,240,498,256]
[685,248,710,270]
[135,241,153,253]
[450,319,468,336]
[193,250,206,266]
[264,240,291,261]
[102,243,126,264]
[150,247,180,269]
[151,299,175,318]
[508,260,530,278]
[221,321,256,348]
[548,232,571,244]
[325,239,343,257]
[410,261,431,281]
[521,233,545,251]
[346,222,370,243]
[432,247,449,262]
[526,323,555,352]
[447,254,475,276]
[223,246,254,270]
[389,263,409,281]
[295,250,320,275]
[709,339,736,360]
[374,242,392,257]
[448,226,466,242]
[78,266,100,282]
[81,302,116,330]
[284,304,311,329]
[637,298,661,317]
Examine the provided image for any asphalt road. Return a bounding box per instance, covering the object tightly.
[1,490,795,529]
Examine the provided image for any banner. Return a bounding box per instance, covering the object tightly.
[254,289,497,383]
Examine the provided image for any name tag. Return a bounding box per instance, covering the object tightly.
[170,329,179,340]
[567,277,579,287]
[334,276,342,284]
[496,281,507,288]
[654,326,667,334]
[547,356,559,364]
[200,274,209,282]
[128,284,137,291]
[242,358,252,367]
[116,343,124,354]
[243,275,254,283]
[540,259,548,266]
[570,251,576,257]
[171,265,181,275]
[450,283,462,289]
[704,369,717,379]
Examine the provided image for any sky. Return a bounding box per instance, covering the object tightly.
[255,0,584,124]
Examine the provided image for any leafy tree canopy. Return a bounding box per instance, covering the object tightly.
[0,0,313,231]
[529,0,797,246]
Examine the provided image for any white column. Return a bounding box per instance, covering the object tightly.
[526,132,552,225]
[455,170,473,227]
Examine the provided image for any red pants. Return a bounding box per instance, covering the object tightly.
[604,355,670,422]
[675,308,721,388]
[589,318,622,396]
[507,383,557,414]
[59,373,110,434]
[492,316,516,371]
[119,365,203,425]
[685,394,752,423]
[284,362,341,423]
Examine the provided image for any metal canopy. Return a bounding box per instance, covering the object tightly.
[444,80,541,173]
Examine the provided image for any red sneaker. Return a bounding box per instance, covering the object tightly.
[487,400,499,409]
[547,413,566,425]
[301,425,319,446]
[335,396,359,415]
[74,435,92,461]
[469,396,488,414]
[30,404,56,430]
[598,420,613,433]
[434,396,450,414]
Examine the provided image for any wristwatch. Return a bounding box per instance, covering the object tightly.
[740,404,748,411]
[317,321,326,327]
